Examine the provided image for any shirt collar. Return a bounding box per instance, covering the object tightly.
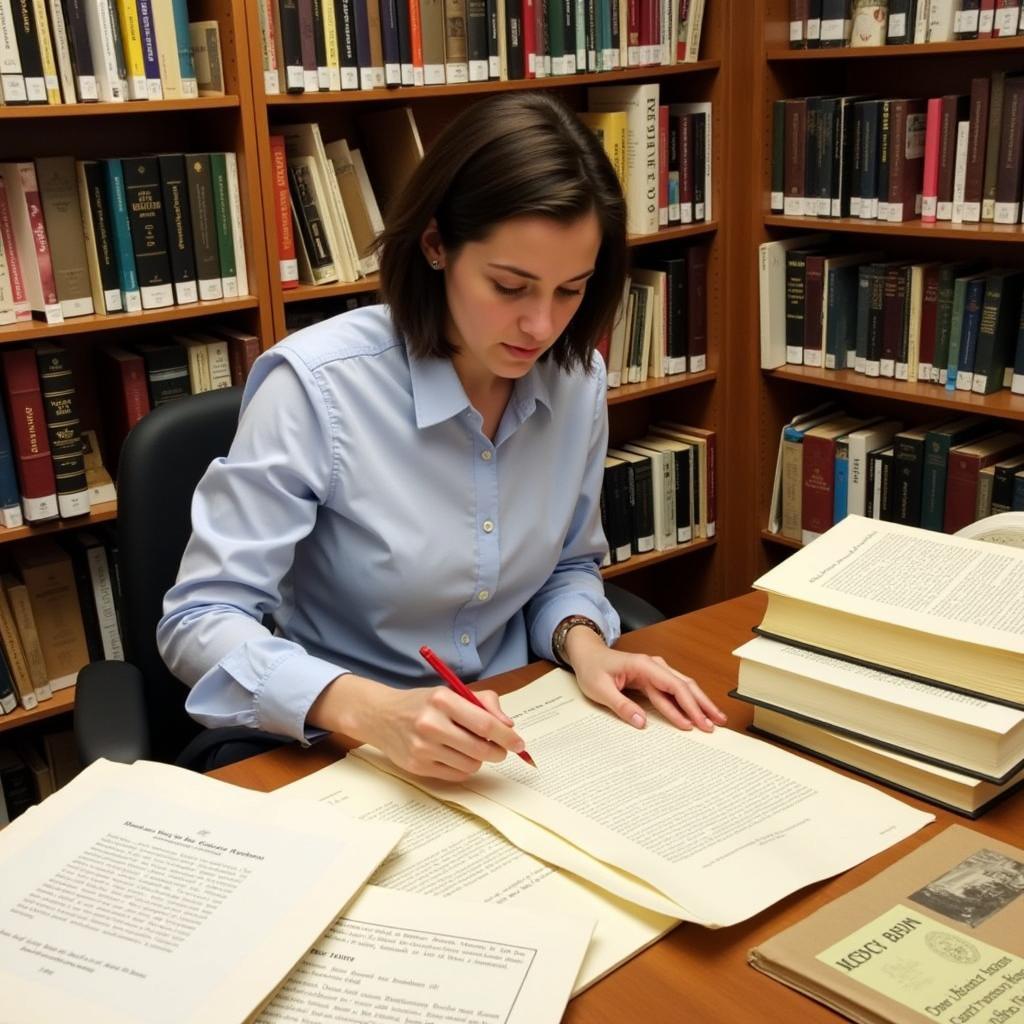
[408,351,554,430]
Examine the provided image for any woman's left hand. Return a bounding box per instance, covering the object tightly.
[565,629,727,732]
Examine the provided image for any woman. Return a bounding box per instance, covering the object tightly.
[157,92,725,781]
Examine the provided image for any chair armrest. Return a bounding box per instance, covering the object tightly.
[74,660,152,767]
[604,582,667,633]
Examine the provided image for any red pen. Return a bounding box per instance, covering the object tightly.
[419,645,537,768]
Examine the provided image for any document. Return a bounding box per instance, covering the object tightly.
[0,759,402,1024]
[750,825,1024,1024]
[358,670,934,927]
[275,756,676,993]
[256,885,592,1024]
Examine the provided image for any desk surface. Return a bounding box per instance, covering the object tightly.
[212,591,1024,1024]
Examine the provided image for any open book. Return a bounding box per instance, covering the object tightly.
[749,825,1024,1024]
[753,515,1024,707]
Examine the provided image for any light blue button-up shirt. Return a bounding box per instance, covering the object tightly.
[157,304,620,744]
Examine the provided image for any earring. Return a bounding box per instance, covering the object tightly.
[430,258,440,269]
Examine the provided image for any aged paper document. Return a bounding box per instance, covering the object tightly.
[276,756,676,992]
[0,759,402,1024]
[256,885,592,1024]
[357,670,933,926]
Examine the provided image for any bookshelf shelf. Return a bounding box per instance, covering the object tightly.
[761,530,802,551]
[0,297,260,344]
[0,686,75,734]
[766,37,1024,61]
[766,366,1024,421]
[607,370,716,405]
[601,537,716,579]
[0,502,118,548]
[281,224,720,304]
[265,61,722,107]
[0,97,241,120]
[764,214,1024,244]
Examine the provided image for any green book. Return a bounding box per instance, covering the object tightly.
[208,152,237,298]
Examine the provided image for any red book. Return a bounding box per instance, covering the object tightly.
[801,417,865,543]
[676,0,691,60]
[269,136,298,289]
[944,433,1024,533]
[522,0,536,76]
[627,0,641,64]
[0,176,30,321]
[1,347,58,523]
[921,97,942,224]
[19,164,60,315]
[887,98,926,223]
[96,345,151,473]
[212,325,262,385]
[407,0,424,77]
[979,0,997,35]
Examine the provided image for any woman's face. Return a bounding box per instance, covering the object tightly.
[440,212,602,385]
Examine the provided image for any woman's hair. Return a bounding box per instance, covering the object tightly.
[374,91,627,372]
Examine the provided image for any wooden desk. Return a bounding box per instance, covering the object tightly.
[213,592,1024,1023]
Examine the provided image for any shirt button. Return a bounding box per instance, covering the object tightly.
[460,633,471,645]
[482,520,494,533]
[478,590,489,602]
[481,450,493,461]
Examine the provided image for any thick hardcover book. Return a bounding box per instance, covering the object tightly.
[156,154,198,305]
[134,0,162,97]
[879,263,908,379]
[96,344,150,469]
[981,70,1006,221]
[100,158,141,312]
[183,154,223,301]
[956,0,982,37]
[953,276,986,391]
[121,157,173,309]
[208,153,237,297]
[858,100,881,221]
[802,253,826,366]
[77,160,122,315]
[295,0,319,90]
[10,0,46,102]
[919,416,990,531]
[972,270,1024,394]
[601,458,633,565]
[885,0,915,42]
[0,347,58,523]
[783,98,807,216]
[875,100,891,221]
[885,98,925,222]
[34,156,94,319]
[607,448,654,553]
[891,423,930,527]
[276,0,305,91]
[334,0,360,89]
[61,0,98,100]
[309,0,330,87]
[785,248,811,365]
[945,432,1024,533]
[34,342,89,519]
[269,137,299,287]
[994,76,1024,224]
[134,341,189,407]
[210,325,261,385]
[287,159,336,284]
[936,95,967,221]
[801,416,868,543]
[962,76,991,222]
[0,390,23,528]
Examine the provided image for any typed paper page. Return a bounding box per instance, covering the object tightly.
[401,670,933,927]
[276,756,675,993]
[256,885,591,1024]
[0,760,402,1024]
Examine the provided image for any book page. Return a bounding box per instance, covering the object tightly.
[735,636,1024,733]
[360,671,933,927]
[754,515,1024,654]
[274,756,675,993]
[256,885,592,1024]
[0,759,402,1024]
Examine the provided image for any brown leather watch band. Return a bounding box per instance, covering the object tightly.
[551,615,605,668]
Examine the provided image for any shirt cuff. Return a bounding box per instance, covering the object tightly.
[531,594,619,663]
[250,649,348,746]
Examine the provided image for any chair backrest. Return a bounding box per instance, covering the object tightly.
[116,387,243,763]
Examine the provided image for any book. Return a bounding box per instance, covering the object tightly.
[76,160,123,315]
[188,19,225,95]
[157,153,198,305]
[750,826,1024,1019]
[4,575,50,701]
[0,389,23,529]
[183,153,223,301]
[734,635,1024,784]
[122,157,173,309]
[754,514,1024,708]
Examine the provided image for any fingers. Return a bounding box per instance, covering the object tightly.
[437,689,525,757]
[651,657,727,726]
[475,689,516,728]
[581,676,648,729]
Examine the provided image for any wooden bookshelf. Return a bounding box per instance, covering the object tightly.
[0,502,118,547]
[0,97,241,119]
[602,538,717,579]
[0,686,76,734]
[736,0,1024,592]
[244,2,732,615]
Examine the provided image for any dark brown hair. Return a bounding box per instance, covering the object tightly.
[374,92,627,372]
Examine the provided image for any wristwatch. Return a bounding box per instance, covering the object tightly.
[551,615,605,668]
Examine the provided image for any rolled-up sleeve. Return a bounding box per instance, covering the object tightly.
[157,352,344,744]
[525,358,621,660]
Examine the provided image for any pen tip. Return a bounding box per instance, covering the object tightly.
[520,751,537,768]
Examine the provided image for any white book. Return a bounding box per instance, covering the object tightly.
[913,0,931,41]
[0,222,14,325]
[622,441,676,552]
[951,120,970,224]
[845,420,901,518]
[605,277,631,388]
[996,2,1021,34]
[0,0,27,104]
[150,0,182,98]
[672,100,713,220]
[204,337,232,388]
[224,153,248,298]
[979,2,996,33]
[629,267,666,378]
[758,234,822,369]
[588,83,661,235]
[83,535,124,660]
[85,0,126,101]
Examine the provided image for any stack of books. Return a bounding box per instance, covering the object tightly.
[734,514,1024,816]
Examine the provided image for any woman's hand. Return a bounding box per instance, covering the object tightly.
[563,626,727,732]
[309,674,526,781]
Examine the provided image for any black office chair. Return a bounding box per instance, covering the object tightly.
[74,386,665,771]
[74,388,288,771]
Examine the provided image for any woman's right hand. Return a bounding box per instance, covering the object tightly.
[308,674,526,781]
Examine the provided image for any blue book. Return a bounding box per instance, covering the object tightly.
[833,439,850,524]
[102,160,141,313]
[135,0,163,98]
[955,277,987,392]
[171,0,198,95]
[0,392,22,529]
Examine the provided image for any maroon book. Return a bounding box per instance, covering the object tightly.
[96,345,151,473]
[962,77,991,221]
[937,94,967,219]
[944,435,1024,533]
[887,98,926,222]
[678,113,694,223]
[1,347,58,522]
[802,253,825,366]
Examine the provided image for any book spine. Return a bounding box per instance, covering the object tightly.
[962,77,990,223]
[334,0,359,89]
[11,0,47,102]
[85,0,127,101]
[18,162,63,323]
[114,0,148,98]
[802,433,836,542]
[101,158,142,312]
[310,0,330,86]
[270,137,299,287]
[122,156,174,309]
[0,176,31,321]
[277,0,306,90]
[982,72,1006,222]
[61,0,98,100]
[687,246,707,372]
[379,0,401,83]
[944,453,983,531]
[170,0,197,94]
[936,95,960,221]
[995,79,1024,224]
[157,153,198,305]
[85,542,124,659]
[955,277,985,391]
[184,153,223,300]
[134,0,163,97]
[224,152,248,298]
[0,0,28,104]
[0,392,23,527]
[7,583,51,699]
[46,0,78,102]
[35,345,90,518]
[921,97,942,223]
[1,348,58,522]
[35,155,94,318]
[208,152,237,297]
